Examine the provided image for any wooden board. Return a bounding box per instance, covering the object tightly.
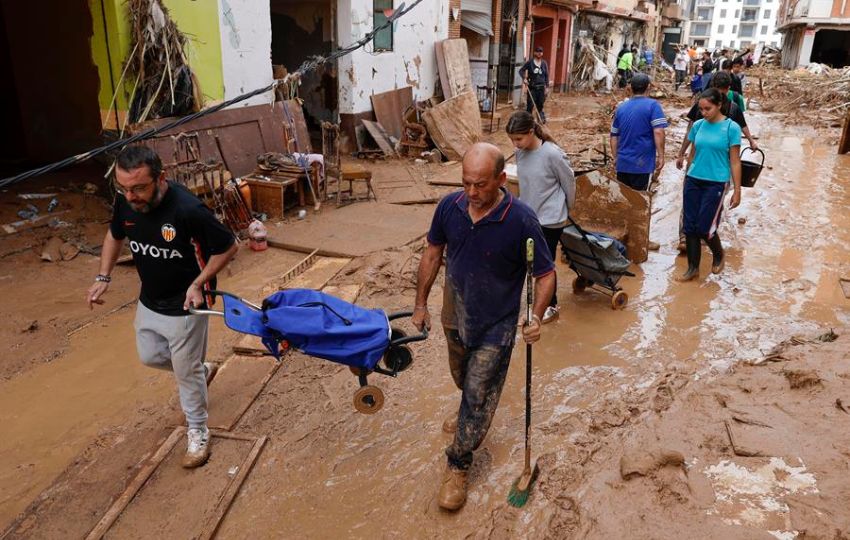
[422,91,481,161]
[370,87,413,141]
[86,428,266,540]
[322,284,363,304]
[361,119,396,157]
[135,103,288,177]
[435,40,451,98]
[839,111,850,155]
[441,39,473,97]
[206,356,281,431]
[265,202,433,257]
[282,257,351,290]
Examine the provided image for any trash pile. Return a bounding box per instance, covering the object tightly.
[749,64,850,125]
[571,38,613,93]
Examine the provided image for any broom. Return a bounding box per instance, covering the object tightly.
[507,238,540,508]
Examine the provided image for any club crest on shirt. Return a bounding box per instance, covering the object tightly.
[161,224,177,242]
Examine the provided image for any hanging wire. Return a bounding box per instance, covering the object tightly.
[0,0,423,189]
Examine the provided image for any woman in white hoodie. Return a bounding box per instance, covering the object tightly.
[506,111,576,324]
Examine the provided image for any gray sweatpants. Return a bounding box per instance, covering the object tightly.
[134,302,209,429]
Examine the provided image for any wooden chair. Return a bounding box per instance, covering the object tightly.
[321,122,377,204]
[476,84,502,133]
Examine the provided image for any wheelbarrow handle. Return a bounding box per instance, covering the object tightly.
[188,307,225,317]
[187,289,262,317]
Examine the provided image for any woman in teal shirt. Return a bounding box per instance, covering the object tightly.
[678,88,743,282]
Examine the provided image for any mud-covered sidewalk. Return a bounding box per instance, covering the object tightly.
[2,95,849,539]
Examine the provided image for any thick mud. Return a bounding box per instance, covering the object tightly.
[1,100,848,539]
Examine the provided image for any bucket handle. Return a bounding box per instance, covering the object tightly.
[740,147,765,166]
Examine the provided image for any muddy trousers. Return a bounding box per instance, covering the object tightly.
[444,328,513,471]
[134,302,209,429]
[526,87,546,122]
[541,226,563,308]
[682,176,728,270]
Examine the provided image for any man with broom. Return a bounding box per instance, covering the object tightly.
[412,142,555,511]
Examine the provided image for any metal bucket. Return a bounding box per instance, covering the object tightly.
[740,147,765,188]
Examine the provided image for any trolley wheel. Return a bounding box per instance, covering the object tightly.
[349,366,371,377]
[572,276,588,294]
[383,345,413,372]
[390,327,407,341]
[353,385,385,414]
[611,290,629,310]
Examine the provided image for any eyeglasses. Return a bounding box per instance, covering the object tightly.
[113,180,154,196]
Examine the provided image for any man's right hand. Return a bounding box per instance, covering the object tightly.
[411,306,431,332]
[87,281,108,310]
[675,156,685,170]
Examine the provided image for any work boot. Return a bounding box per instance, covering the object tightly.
[442,414,458,434]
[204,362,218,386]
[647,240,660,251]
[676,235,701,282]
[706,234,725,274]
[438,466,468,511]
[182,427,211,469]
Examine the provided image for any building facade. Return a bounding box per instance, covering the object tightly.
[687,0,783,50]
[776,0,850,68]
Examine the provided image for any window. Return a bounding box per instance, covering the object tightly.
[720,8,727,16]
[734,8,740,16]
[715,39,722,47]
[732,24,737,32]
[761,25,768,34]
[764,8,771,17]
[692,23,711,35]
[730,40,736,47]
[372,0,393,51]
[718,24,725,32]
[770,41,777,46]
[739,24,755,37]
[698,7,713,19]
[741,40,751,47]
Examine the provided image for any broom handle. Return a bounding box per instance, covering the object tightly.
[524,238,534,466]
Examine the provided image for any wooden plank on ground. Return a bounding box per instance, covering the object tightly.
[322,283,363,304]
[361,119,396,157]
[370,87,413,141]
[442,39,473,97]
[282,257,351,290]
[422,91,481,161]
[206,356,281,431]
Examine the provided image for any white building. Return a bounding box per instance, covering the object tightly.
[776,0,850,68]
[687,0,783,50]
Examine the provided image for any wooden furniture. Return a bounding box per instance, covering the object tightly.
[476,83,502,133]
[322,122,377,204]
[244,176,298,219]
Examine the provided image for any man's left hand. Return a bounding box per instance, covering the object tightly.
[520,315,542,344]
[655,156,665,173]
[184,283,204,311]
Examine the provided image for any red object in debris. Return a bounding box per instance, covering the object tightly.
[247,220,268,252]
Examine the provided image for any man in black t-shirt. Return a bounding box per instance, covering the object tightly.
[519,46,551,123]
[86,146,238,469]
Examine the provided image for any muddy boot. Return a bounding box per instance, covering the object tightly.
[676,235,701,282]
[182,426,211,468]
[442,414,458,434]
[706,234,725,274]
[438,466,468,511]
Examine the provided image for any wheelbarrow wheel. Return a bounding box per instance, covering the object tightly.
[611,290,628,310]
[383,345,413,373]
[572,276,588,294]
[353,385,384,414]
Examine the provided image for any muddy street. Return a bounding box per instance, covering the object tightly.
[1,100,849,539]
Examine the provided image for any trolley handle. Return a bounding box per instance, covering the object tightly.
[387,310,430,344]
[187,290,262,317]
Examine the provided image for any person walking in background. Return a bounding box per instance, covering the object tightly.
[674,47,690,91]
[677,88,742,282]
[86,146,238,469]
[617,47,634,88]
[506,111,576,324]
[519,46,551,123]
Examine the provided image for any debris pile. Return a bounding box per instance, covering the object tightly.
[749,64,850,126]
[571,38,613,93]
[126,0,200,124]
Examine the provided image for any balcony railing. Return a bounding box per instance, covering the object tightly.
[696,0,715,5]
[691,25,712,36]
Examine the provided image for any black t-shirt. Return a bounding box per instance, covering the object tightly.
[702,59,714,74]
[687,100,747,128]
[110,181,235,316]
[730,73,743,94]
[519,59,549,88]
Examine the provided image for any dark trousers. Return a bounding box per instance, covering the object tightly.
[444,328,513,471]
[675,69,686,90]
[682,176,728,238]
[541,226,562,307]
[526,87,546,121]
[616,171,651,191]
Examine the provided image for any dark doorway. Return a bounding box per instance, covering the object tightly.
[270,0,337,144]
[662,28,682,64]
[0,0,102,170]
[811,29,850,68]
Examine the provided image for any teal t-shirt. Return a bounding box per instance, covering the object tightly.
[687,118,742,182]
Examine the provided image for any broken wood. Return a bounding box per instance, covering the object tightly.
[40,237,64,262]
[422,91,481,161]
[277,248,320,286]
[840,111,850,155]
[2,210,70,235]
[361,119,397,157]
[439,39,473,98]
[370,87,413,141]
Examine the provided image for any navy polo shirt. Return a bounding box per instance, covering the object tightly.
[428,188,555,347]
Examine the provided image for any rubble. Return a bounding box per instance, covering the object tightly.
[748,64,850,126]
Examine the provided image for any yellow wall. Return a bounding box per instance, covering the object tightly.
[89,0,224,128]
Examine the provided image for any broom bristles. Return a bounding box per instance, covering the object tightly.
[506,463,539,508]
